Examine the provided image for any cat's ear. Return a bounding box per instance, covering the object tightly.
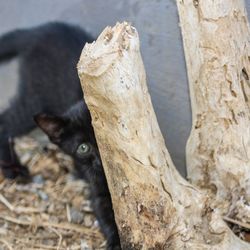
[34,114,67,141]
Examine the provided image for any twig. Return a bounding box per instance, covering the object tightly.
[0,215,31,225]
[49,227,62,250]
[223,216,250,230]
[0,194,41,213]
[0,238,13,250]
[0,180,7,191]
[15,238,64,250]
[0,194,14,211]
[0,215,101,238]
[66,204,71,223]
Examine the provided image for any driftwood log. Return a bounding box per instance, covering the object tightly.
[177,0,250,223]
[77,22,249,249]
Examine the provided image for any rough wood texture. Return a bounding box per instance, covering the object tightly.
[78,22,249,249]
[176,0,250,222]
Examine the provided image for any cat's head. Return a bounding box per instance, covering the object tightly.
[34,101,103,177]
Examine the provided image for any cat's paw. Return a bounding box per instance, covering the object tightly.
[1,162,31,183]
[107,244,121,250]
[107,240,121,250]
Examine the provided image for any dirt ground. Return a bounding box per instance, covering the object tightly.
[0,133,106,250]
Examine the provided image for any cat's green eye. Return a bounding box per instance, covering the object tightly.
[77,143,90,155]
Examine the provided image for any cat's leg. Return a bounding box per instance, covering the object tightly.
[86,173,120,250]
[91,193,121,250]
[74,160,120,249]
[0,96,39,180]
[0,137,30,180]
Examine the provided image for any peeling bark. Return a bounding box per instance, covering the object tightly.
[77,22,249,249]
[176,0,250,223]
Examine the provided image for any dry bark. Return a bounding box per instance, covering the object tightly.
[176,0,250,222]
[77,22,249,249]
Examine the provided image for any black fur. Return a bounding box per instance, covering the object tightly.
[0,22,92,179]
[0,23,120,249]
[34,101,120,249]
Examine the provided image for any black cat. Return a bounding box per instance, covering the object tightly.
[0,23,120,249]
[0,22,92,179]
[34,101,120,249]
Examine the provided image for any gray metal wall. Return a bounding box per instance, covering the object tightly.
[0,0,249,176]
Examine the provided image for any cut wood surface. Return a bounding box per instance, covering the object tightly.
[78,22,249,249]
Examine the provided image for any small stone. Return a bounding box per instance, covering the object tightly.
[42,239,55,246]
[70,208,84,224]
[84,214,93,227]
[93,220,99,228]
[80,240,91,250]
[33,174,45,185]
[37,190,49,201]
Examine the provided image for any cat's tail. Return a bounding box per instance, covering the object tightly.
[0,29,31,62]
